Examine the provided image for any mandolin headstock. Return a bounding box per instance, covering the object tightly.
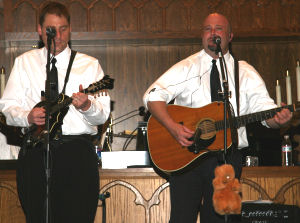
[84,75,114,95]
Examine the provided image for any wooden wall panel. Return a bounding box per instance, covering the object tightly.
[90,1,113,31]
[232,40,300,105]
[190,1,208,33]
[115,1,137,31]
[69,1,88,32]
[140,1,162,32]
[12,2,37,32]
[165,0,188,32]
[0,8,4,40]
[2,0,300,36]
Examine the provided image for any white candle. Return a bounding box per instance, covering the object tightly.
[276,80,281,107]
[0,67,5,97]
[286,69,292,105]
[296,60,300,101]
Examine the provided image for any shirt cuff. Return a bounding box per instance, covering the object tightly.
[79,100,94,115]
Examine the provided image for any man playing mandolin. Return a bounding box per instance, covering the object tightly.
[143,13,292,223]
[0,2,110,223]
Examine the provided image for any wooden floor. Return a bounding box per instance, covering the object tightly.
[0,161,300,223]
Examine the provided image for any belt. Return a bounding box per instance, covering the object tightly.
[59,134,94,142]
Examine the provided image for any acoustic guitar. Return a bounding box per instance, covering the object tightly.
[25,75,114,146]
[147,102,298,173]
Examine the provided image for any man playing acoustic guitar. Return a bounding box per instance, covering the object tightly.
[0,2,110,223]
[143,13,292,223]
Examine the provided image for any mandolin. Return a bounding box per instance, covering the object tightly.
[25,75,114,146]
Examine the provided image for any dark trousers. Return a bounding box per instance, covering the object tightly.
[17,137,100,223]
[169,150,242,223]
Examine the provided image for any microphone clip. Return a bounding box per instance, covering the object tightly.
[46,26,56,39]
[213,36,222,54]
[213,36,221,45]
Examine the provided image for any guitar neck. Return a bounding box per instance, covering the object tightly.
[216,104,297,130]
[48,75,113,115]
[50,96,73,115]
[236,104,297,128]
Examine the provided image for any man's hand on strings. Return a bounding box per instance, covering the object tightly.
[28,107,46,125]
[72,84,91,111]
[266,102,293,128]
[168,122,194,147]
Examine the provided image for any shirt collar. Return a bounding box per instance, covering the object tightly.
[201,49,231,64]
[42,46,71,69]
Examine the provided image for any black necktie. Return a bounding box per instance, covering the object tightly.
[49,57,58,101]
[210,59,222,102]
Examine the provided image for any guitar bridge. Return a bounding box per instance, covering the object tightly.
[187,126,216,154]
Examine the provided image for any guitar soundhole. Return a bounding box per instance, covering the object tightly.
[197,118,216,140]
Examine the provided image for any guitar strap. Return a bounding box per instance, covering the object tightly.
[226,57,239,153]
[234,57,239,116]
[61,50,77,94]
[54,50,77,139]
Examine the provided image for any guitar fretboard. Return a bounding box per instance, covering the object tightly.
[215,104,296,131]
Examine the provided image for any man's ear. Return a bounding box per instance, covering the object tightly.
[37,24,42,36]
[229,32,233,42]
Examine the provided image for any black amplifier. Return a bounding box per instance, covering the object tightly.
[136,121,148,151]
[241,203,300,223]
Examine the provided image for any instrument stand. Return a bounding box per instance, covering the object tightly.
[99,192,111,223]
[44,32,56,223]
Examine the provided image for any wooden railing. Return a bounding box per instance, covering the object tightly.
[1,161,299,223]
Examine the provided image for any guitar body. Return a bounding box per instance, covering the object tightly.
[147,102,232,173]
[148,101,299,173]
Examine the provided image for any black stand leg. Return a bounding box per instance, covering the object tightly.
[99,192,110,223]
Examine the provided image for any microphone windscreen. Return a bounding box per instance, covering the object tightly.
[46,26,56,38]
[213,36,221,45]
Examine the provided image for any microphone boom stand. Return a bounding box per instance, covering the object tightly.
[44,35,55,223]
[215,42,232,223]
[215,43,231,164]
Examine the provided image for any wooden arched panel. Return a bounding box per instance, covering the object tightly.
[69,1,88,32]
[190,1,208,33]
[165,0,188,32]
[90,1,113,31]
[1,0,300,36]
[115,1,137,31]
[140,1,162,32]
[12,2,37,32]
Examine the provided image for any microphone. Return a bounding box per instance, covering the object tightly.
[213,36,221,45]
[138,106,146,116]
[99,192,110,201]
[46,26,56,38]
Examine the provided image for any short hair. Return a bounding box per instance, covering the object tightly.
[39,2,70,26]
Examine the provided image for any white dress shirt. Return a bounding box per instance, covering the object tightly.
[0,46,110,135]
[143,49,277,148]
[0,133,19,159]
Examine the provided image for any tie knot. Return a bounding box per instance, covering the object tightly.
[212,59,216,65]
[51,58,57,65]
